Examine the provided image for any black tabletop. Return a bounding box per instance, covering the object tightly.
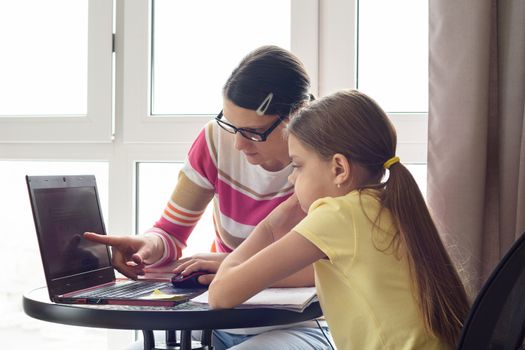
[23,287,323,331]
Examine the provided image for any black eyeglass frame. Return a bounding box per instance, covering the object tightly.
[215,110,286,142]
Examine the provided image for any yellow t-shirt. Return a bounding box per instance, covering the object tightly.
[293,190,450,350]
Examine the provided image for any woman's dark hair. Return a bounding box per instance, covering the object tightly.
[223,45,311,116]
[288,90,470,348]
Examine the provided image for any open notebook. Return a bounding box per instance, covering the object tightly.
[191,287,318,312]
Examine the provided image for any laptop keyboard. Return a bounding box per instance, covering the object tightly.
[75,280,169,299]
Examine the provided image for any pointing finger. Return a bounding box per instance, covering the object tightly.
[83,232,124,247]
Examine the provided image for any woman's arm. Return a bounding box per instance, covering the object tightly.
[145,124,217,265]
[208,229,325,309]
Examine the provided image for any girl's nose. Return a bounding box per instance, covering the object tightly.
[288,173,296,185]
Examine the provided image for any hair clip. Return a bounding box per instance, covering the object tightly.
[256,92,273,116]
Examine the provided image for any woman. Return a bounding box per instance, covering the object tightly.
[85,45,332,350]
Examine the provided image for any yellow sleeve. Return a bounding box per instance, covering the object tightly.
[293,197,357,264]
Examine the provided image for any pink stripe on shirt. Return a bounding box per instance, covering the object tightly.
[155,217,193,247]
[187,129,218,185]
[216,178,291,226]
[145,228,177,267]
[214,237,233,253]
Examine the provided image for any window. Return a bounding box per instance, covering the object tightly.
[357,0,428,113]
[1,1,429,349]
[0,0,113,142]
[319,0,428,165]
[121,0,318,142]
[356,0,428,169]
[136,162,214,256]
[151,0,291,115]
[0,1,87,115]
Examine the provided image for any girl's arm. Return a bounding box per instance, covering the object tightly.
[208,195,326,309]
[175,194,316,288]
[225,193,314,287]
[208,229,325,309]
[262,194,315,287]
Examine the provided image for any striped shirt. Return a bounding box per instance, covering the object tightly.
[146,120,293,266]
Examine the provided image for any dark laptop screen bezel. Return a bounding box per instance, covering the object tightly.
[26,175,115,299]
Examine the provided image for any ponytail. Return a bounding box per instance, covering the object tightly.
[382,162,469,347]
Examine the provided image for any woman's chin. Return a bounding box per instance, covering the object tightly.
[243,153,260,163]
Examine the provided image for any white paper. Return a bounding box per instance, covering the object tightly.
[191,287,317,312]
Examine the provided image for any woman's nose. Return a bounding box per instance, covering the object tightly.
[234,132,250,151]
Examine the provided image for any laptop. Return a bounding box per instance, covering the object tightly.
[26,175,204,306]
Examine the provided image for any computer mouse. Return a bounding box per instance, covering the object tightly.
[171,271,208,289]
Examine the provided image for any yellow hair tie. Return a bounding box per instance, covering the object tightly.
[383,156,400,169]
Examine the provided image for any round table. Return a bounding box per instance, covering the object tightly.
[23,287,323,350]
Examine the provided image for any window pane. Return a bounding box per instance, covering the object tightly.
[0,161,108,349]
[406,164,427,199]
[357,0,428,113]
[151,0,291,115]
[0,0,87,115]
[137,162,214,256]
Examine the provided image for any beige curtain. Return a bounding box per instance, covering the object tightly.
[429,0,525,296]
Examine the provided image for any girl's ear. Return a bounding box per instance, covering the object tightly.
[331,153,351,185]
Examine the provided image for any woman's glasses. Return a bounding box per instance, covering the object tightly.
[215,110,285,142]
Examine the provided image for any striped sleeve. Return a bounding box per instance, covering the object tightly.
[145,123,217,266]
[183,122,218,190]
[143,228,183,268]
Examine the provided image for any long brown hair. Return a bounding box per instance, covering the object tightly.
[288,90,469,347]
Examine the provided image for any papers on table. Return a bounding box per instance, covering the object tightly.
[191,287,317,312]
[140,289,190,301]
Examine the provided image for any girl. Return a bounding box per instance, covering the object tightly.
[208,90,470,349]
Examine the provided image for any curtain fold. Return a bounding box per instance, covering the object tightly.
[429,0,525,295]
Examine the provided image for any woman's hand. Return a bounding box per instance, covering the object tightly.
[172,253,228,285]
[83,232,164,280]
[180,252,229,263]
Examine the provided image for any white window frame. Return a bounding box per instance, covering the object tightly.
[0,0,113,143]
[319,0,427,164]
[120,0,319,144]
[1,1,427,348]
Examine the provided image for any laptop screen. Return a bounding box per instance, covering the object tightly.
[32,185,111,280]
